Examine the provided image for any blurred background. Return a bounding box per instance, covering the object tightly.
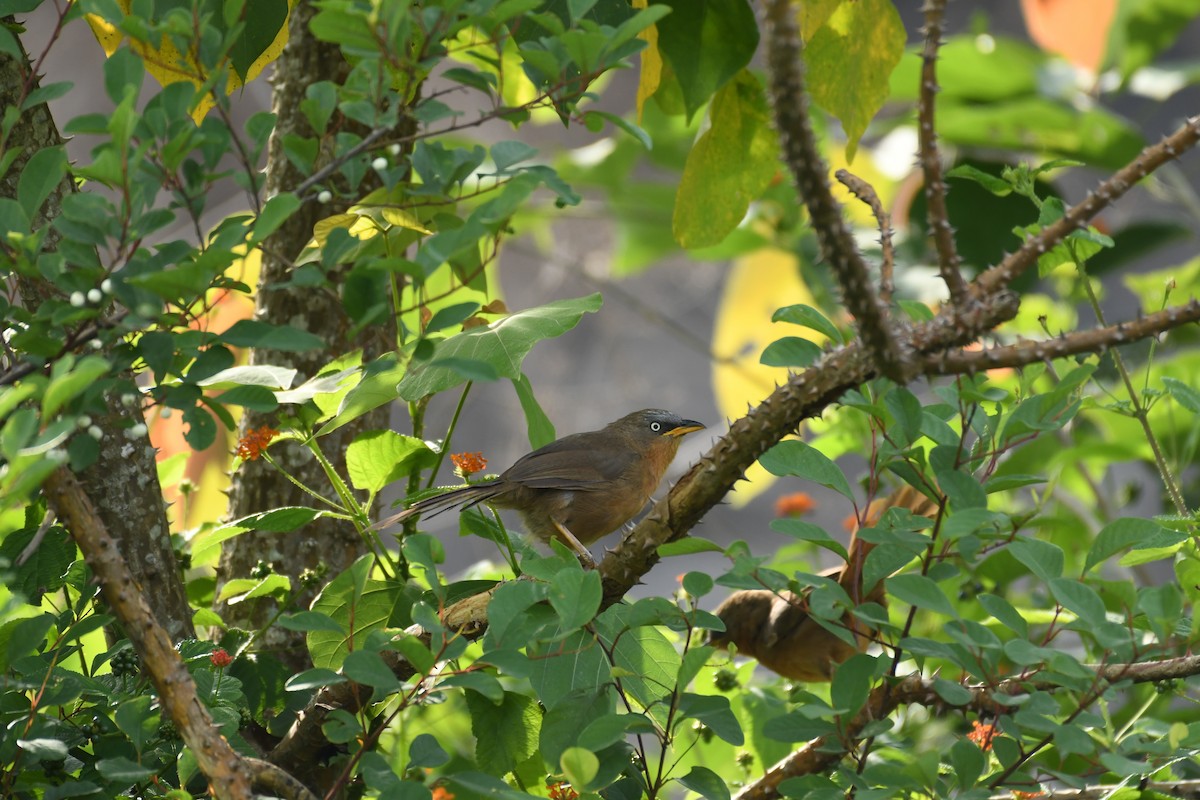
[24,1,1200,592]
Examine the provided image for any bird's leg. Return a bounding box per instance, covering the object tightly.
[551,519,596,570]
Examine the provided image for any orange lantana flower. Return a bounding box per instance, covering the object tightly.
[235,426,279,460]
[548,782,578,800]
[967,719,996,751]
[775,492,816,517]
[451,451,487,477]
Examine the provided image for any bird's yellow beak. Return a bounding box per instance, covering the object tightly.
[664,420,705,437]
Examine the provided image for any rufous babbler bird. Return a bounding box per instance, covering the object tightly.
[378,409,705,563]
[710,485,937,681]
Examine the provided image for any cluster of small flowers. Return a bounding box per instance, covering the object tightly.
[450,451,488,477]
[235,426,280,460]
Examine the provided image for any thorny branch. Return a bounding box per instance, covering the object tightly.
[761,0,912,382]
[918,0,969,304]
[976,116,1200,294]
[835,169,896,301]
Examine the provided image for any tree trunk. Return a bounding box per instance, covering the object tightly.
[1,19,194,642]
[218,1,397,671]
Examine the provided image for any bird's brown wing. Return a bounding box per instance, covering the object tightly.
[500,431,639,490]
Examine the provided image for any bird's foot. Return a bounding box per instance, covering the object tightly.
[552,519,597,570]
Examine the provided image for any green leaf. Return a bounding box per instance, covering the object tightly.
[549,569,603,630]
[229,0,288,80]
[653,0,759,120]
[195,364,297,389]
[219,506,327,533]
[346,430,435,493]
[42,357,110,422]
[409,733,450,769]
[0,524,73,601]
[759,440,853,498]
[760,336,823,368]
[250,192,300,245]
[1049,578,1107,627]
[1085,517,1168,573]
[678,766,731,800]
[673,70,779,248]
[950,737,985,789]
[18,146,67,222]
[16,737,69,760]
[583,109,653,149]
[561,746,600,791]
[398,294,602,400]
[342,649,402,691]
[218,573,291,603]
[278,611,344,633]
[1163,376,1200,413]
[772,303,843,343]
[309,556,405,669]
[805,0,906,160]
[769,518,848,560]
[657,537,724,556]
[677,692,744,745]
[114,696,158,754]
[936,98,1143,170]
[219,320,325,351]
[1108,0,1200,80]
[96,756,155,783]
[946,163,1013,196]
[511,373,556,449]
[285,668,348,691]
[318,355,405,435]
[465,690,541,775]
[830,653,875,714]
[1009,538,1064,581]
[218,385,279,412]
[886,574,957,617]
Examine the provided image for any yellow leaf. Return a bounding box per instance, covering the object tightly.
[798,0,846,42]
[312,213,379,246]
[84,0,294,124]
[380,207,434,235]
[85,13,123,56]
[806,0,906,161]
[712,247,825,505]
[632,0,663,123]
[673,71,779,249]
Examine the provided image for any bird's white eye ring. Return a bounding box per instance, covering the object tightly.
[650,421,662,432]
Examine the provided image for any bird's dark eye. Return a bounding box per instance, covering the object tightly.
[650,421,662,432]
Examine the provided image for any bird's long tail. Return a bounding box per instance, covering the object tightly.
[373,481,505,530]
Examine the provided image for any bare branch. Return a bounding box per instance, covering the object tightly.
[762,0,912,382]
[918,0,969,304]
[975,116,1200,294]
[835,169,896,301]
